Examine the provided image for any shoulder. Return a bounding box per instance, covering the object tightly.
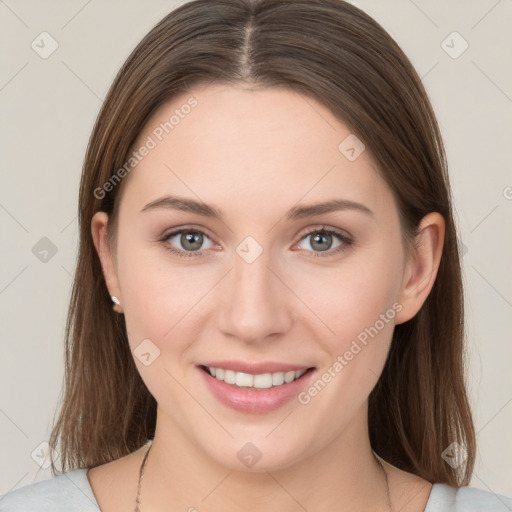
[426,483,512,512]
[0,468,100,511]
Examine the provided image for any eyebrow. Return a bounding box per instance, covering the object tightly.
[140,195,373,221]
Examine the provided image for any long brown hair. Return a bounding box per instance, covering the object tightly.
[49,0,476,486]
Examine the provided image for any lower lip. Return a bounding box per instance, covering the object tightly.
[198,366,316,414]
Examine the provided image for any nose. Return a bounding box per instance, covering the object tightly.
[216,248,293,345]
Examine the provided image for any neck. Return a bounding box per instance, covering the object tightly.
[138,404,391,512]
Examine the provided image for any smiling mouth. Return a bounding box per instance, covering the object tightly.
[199,365,315,390]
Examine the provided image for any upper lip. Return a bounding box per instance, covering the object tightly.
[199,360,314,374]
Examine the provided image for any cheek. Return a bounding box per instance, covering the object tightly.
[302,243,403,337]
[302,238,404,378]
[318,287,396,390]
[116,237,210,367]
[333,267,401,343]
[116,241,230,422]
[292,276,401,433]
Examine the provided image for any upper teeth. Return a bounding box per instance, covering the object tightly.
[207,366,307,389]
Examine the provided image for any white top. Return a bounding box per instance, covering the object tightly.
[1,468,511,511]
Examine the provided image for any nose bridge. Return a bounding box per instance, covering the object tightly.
[217,239,292,343]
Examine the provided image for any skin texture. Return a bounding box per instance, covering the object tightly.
[90,83,444,511]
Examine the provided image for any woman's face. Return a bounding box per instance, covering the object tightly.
[93,83,440,471]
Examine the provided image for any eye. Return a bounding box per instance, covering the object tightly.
[159,225,353,259]
[160,228,216,259]
[295,226,353,258]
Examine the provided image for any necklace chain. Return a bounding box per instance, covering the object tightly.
[134,442,393,512]
[135,443,151,512]
[377,455,394,511]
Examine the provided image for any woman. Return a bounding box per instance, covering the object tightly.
[1,0,510,510]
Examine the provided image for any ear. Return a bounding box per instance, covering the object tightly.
[395,212,445,325]
[91,211,122,310]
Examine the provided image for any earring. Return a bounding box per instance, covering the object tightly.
[111,295,123,313]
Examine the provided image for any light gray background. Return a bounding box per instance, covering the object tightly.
[1,0,511,499]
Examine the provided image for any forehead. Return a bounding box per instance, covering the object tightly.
[120,84,394,219]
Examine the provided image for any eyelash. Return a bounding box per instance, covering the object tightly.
[159,225,353,260]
